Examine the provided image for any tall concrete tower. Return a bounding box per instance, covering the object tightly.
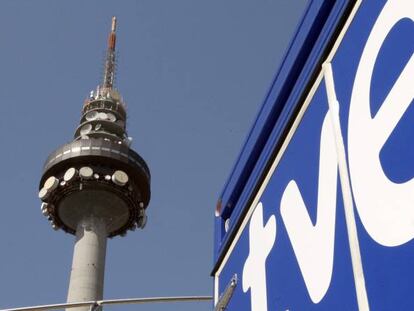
[38,17,150,309]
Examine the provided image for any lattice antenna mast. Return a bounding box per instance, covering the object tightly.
[102,16,117,89]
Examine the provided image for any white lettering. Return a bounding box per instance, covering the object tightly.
[280,111,337,303]
[348,0,414,247]
[242,202,276,311]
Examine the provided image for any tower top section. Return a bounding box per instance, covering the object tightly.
[39,17,151,237]
[103,16,117,89]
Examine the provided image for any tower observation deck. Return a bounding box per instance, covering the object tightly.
[38,17,150,310]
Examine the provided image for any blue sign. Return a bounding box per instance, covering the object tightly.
[214,1,414,310]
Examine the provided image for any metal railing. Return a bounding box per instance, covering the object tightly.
[1,296,213,311]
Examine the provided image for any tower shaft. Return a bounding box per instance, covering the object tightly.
[66,216,107,311]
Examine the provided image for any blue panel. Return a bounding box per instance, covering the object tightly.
[215,0,354,261]
[215,0,414,309]
[219,82,358,310]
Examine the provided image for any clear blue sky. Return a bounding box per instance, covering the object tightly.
[0,1,307,310]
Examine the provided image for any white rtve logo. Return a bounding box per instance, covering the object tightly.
[242,1,414,310]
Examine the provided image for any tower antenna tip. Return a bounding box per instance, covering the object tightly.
[111,16,117,32]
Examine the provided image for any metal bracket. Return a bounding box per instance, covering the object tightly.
[89,302,100,311]
[215,274,237,311]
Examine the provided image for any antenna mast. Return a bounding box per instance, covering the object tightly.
[102,16,117,89]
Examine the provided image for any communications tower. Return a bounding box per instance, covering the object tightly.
[38,17,150,310]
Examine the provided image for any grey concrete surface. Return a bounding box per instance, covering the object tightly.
[66,217,107,311]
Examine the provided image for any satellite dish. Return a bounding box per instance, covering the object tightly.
[44,176,59,191]
[41,203,49,215]
[112,170,129,186]
[98,112,107,120]
[79,166,93,179]
[38,188,48,200]
[85,111,98,121]
[80,123,92,136]
[125,136,133,147]
[40,202,48,211]
[64,167,77,182]
[42,207,49,216]
[107,112,116,122]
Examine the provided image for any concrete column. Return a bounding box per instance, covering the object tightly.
[67,216,107,311]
